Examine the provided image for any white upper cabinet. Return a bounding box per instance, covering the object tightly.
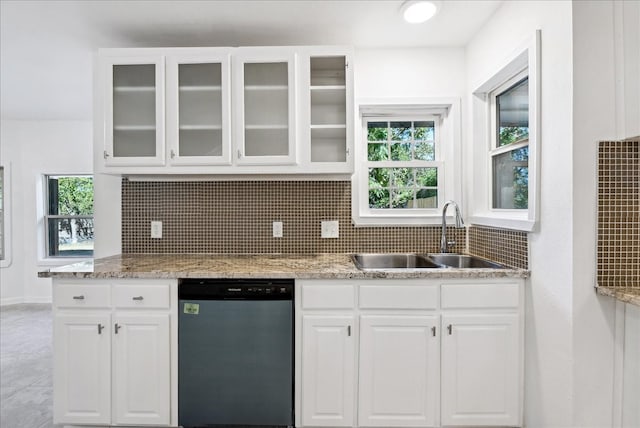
[95,46,353,175]
[166,53,231,166]
[233,48,297,165]
[102,55,165,166]
[299,47,354,173]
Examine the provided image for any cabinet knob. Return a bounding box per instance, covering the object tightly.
[447,324,453,335]
[132,296,144,301]
[98,324,104,335]
[72,295,85,300]
[114,323,121,334]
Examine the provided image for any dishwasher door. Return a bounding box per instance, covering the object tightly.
[178,281,293,428]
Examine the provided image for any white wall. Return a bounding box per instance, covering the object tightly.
[0,120,92,304]
[465,1,577,427]
[355,47,466,99]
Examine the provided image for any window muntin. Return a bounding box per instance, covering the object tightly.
[45,175,94,258]
[365,119,441,211]
[490,73,529,210]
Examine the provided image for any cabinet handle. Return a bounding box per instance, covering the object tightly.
[347,325,351,337]
[72,295,85,300]
[114,323,121,334]
[447,324,452,335]
[103,151,110,159]
[132,296,144,301]
[432,326,436,337]
[170,150,176,159]
[98,324,104,335]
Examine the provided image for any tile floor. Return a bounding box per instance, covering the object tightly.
[0,304,53,428]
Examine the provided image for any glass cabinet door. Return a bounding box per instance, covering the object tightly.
[166,54,231,165]
[234,50,296,165]
[104,56,165,166]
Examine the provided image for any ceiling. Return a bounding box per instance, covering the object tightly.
[0,0,502,121]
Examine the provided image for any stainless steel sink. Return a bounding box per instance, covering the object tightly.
[427,253,506,269]
[351,253,441,270]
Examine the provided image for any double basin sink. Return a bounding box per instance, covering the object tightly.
[351,253,506,270]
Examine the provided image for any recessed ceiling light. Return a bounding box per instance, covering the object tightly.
[401,1,441,24]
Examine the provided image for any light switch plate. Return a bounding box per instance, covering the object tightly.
[273,221,283,238]
[151,221,162,239]
[321,221,339,238]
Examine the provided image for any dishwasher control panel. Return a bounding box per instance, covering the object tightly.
[179,278,294,300]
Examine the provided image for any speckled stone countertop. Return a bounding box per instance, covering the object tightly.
[38,254,530,280]
[596,286,640,307]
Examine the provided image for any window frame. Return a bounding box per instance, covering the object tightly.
[0,164,11,268]
[353,98,462,226]
[469,31,540,232]
[489,70,530,211]
[43,174,95,259]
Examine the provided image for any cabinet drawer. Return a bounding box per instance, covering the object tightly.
[54,284,111,309]
[441,283,520,309]
[302,284,355,309]
[113,284,170,309]
[359,285,438,310]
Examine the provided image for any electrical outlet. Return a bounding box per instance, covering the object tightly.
[151,221,163,239]
[273,221,283,238]
[321,221,339,238]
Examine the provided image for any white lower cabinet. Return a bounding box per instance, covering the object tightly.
[52,280,176,427]
[53,313,112,425]
[299,278,524,428]
[440,314,520,427]
[358,315,439,427]
[113,314,171,425]
[302,315,356,427]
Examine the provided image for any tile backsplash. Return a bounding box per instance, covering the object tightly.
[597,139,640,288]
[468,226,529,269]
[121,180,466,254]
[121,179,530,267]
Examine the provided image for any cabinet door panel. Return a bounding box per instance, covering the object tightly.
[53,314,111,425]
[113,313,170,425]
[302,315,355,427]
[359,315,439,427]
[166,54,232,166]
[233,50,297,165]
[441,314,520,426]
[103,55,165,166]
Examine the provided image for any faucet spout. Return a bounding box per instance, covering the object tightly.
[440,200,465,253]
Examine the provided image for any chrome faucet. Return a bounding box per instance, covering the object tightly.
[440,200,465,253]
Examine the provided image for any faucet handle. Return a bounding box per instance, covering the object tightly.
[447,240,456,248]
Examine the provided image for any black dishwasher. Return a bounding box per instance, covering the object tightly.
[178,278,294,428]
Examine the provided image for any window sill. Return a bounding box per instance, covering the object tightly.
[353,213,449,227]
[38,257,93,267]
[469,213,535,232]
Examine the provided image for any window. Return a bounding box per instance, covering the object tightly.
[45,175,94,257]
[366,119,441,209]
[490,73,529,210]
[470,31,539,232]
[353,99,461,226]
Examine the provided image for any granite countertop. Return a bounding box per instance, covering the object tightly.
[38,253,530,280]
[596,286,640,307]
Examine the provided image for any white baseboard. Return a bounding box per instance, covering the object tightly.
[1,296,53,306]
[0,297,24,306]
[24,296,53,304]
